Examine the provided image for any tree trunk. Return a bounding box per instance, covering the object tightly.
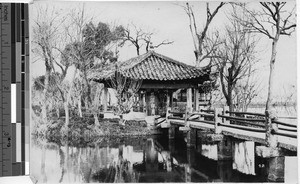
[265,36,279,149]
[78,96,83,117]
[136,46,140,56]
[64,101,69,127]
[41,102,47,121]
[195,53,201,68]
[83,69,92,109]
[227,86,234,111]
[195,38,204,68]
[119,114,125,126]
[56,108,60,118]
[103,87,108,112]
[42,68,51,122]
[265,37,279,115]
[93,113,100,126]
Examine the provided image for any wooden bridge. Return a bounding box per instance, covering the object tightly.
[156,106,297,152]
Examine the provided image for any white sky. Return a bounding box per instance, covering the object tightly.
[30,1,297,102]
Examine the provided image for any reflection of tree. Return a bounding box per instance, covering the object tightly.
[232,141,255,175]
[92,166,116,182]
[41,145,47,183]
[58,146,65,183]
[90,145,140,183]
[145,139,159,172]
[114,158,140,182]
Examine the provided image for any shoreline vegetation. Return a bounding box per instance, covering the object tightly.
[32,114,155,146]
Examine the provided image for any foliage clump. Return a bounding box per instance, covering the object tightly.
[32,114,152,147]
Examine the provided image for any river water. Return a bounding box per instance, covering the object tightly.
[30,135,297,183]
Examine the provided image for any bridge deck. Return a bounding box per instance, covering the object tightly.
[158,116,297,151]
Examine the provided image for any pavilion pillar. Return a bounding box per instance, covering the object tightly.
[194,88,200,111]
[170,91,173,109]
[142,92,147,114]
[103,87,108,112]
[150,92,156,116]
[138,92,142,112]
[166,90,170,109]
[186,88,193,111]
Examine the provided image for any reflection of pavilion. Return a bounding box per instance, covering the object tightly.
[91,138,185,182]
[132,138,185,182]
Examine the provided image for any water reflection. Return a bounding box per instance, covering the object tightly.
[232,141,255,175]
[30,135,297,183]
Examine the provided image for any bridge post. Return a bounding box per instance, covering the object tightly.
[185,164,192,183]
[265,111,278,149]
[217,160,234,182]
[187,128,197,147]
[185,107,191,127]
[199,105,205,120]
[214,108,222,134]
[166,107,171,123]
[268,156,285,182]
[168,139,175,153]
[168,126,176,139]
[223,106,230,124]
[217,137,232,160]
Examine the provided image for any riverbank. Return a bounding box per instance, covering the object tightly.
[32,116,155,146]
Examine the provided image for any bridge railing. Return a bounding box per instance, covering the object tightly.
[272,118,297,139]
[166,106,297,146]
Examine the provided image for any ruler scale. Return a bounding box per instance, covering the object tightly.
[0,3,29,177]
[1,3,12,177]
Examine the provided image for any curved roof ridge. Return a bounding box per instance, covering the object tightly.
[151,51,197,70]
[121,50,206,74]
[88,50,210,81]
[119,51,153,71]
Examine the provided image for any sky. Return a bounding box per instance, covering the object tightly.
[30,1,297,102]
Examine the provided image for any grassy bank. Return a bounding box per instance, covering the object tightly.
[32,116,153,146]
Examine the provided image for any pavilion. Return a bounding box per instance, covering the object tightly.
[88,50,212,116]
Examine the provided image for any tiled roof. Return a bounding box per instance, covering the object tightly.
[89,51,208,81]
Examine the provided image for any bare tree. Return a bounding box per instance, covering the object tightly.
[213,19,258,111]
[233,2,296,116]
[32,5,68,122]
[184,2,226,67]
[32,5,93,127]
[143,34,173,53]
[275,84,296,114]
[234,68,262,112]
[89,81,104,126]
[233,2,296,148]
[120,24,173,55]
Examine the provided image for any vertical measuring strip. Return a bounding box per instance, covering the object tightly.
[0,3,29,176]
[1,3,12,176]
[12,3,23,176]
